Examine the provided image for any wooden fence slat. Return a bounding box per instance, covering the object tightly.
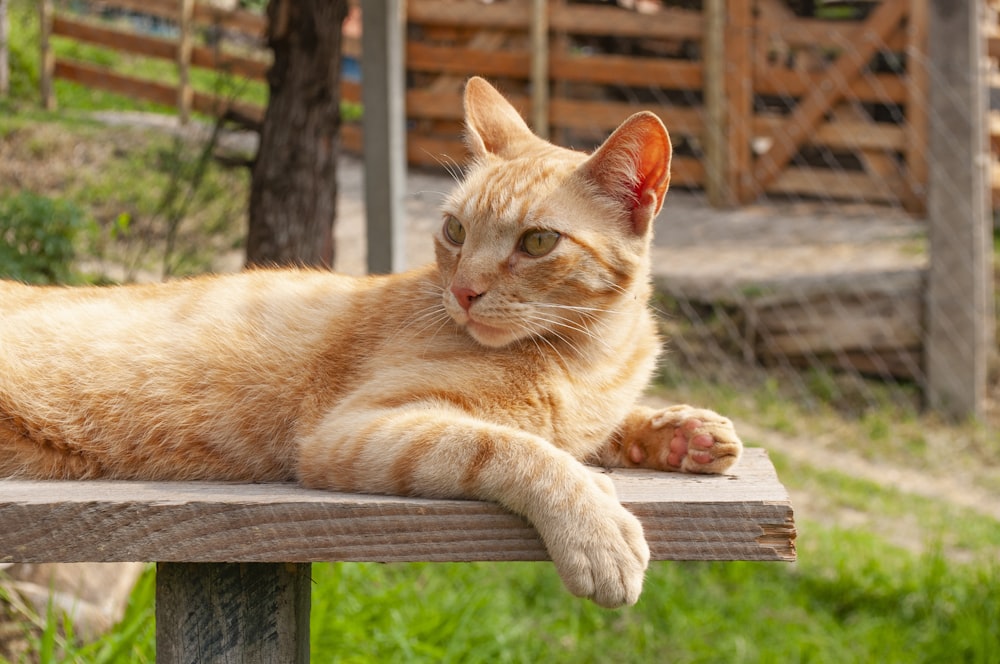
[189,45,269,82]
[49,14,270,83]
[766,166,905,204]
[751,0,908,194]
[342,79,361,104]
[51,15,176,60]
[753,68,908,103]
[549,98,703,136]
[549,3,702,39]
[750,116,906,152]
[408,0,530,30]
[550,53,701,89]
[406,42,530,78]
[53,58,177,107]
[404,134,466,168]
[668,156,706,188]
[406,89,468,121]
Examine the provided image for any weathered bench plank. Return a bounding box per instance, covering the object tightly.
[1,448,793,663]
[0,449,795,564]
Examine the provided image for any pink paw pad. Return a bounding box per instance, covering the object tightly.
[666,418,713,468]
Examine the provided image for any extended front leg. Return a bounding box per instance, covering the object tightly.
[296,402,650,607]
[593,405,743,474]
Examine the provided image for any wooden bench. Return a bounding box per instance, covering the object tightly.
[0,448,794,662]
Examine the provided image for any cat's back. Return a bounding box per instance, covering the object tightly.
[0,267,444,480]
[1,269,366,351]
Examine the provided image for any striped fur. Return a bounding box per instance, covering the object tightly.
[0,77,741,607]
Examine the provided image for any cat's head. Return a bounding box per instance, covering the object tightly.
[436,76,671,349]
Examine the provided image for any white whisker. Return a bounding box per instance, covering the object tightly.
[523,310,615,355]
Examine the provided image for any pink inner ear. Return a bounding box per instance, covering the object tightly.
[633,125,671,214]
[585,112,672,236]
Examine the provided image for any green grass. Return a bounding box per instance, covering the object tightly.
[13,525,996,663]
[306,541,999,664]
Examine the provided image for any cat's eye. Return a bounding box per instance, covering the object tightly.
[443,216,466,246]
[520,229,561,257]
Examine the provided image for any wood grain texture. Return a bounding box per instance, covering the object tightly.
[0,449,795,564]
[156,562,310,664]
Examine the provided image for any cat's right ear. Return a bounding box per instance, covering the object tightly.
[463,77,537,160]
[579,111,672,238]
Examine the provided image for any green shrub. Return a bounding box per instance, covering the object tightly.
[4,0,42,104]
[0,191,90,284]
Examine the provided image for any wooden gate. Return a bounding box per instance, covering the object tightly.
[743,0,926,210]
[400,0,928,211]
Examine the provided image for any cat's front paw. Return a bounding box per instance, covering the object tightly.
[625,405,742,474]
[540,472,650,608]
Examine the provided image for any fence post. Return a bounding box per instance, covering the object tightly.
[703,0,728,207]
[177,0,194,124]
[705,0,752,207]
[725,0,753,205]
[0,0,9,97]
[361,0,407,274]
[156,562,311,663]
[904,0,929,214]
[530,0,549,139]
[39,0,54,110]
[924,0,993,419]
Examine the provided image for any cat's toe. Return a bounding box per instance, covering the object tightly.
[545,480,649,608]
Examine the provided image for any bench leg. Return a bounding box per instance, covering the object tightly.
[155,562,311,663]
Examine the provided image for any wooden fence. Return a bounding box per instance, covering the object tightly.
[400,0,931,210]
[39,0,271,122]
[39,0,951,211]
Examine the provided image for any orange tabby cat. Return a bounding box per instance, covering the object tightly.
[0,77,741,607]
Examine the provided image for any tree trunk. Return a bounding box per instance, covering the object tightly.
[246,0,348,268]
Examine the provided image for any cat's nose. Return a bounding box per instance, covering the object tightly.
[451,285,483,311]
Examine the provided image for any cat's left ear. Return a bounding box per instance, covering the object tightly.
[580,112,672,237]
